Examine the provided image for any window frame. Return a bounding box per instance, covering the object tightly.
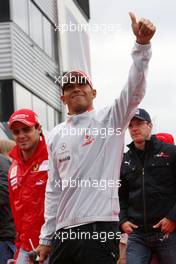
[13,81,61,130]
[11,0,57,60]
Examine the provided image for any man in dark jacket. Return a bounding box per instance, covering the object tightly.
[0,152,16,264]
[119,108,176,264]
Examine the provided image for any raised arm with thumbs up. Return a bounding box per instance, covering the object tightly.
[129,12,156,44]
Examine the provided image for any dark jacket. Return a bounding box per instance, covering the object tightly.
[119,135,176,232]
[0,154,16,241]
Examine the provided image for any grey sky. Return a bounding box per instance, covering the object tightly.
[89,0,176,141]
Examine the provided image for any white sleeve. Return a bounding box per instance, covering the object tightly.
[109,42,152,132]
[39,143,61,246]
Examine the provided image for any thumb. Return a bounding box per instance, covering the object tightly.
[153,221,162,228]
[131,223,138,229]
[38,251,46,262]
[129,12,137,25]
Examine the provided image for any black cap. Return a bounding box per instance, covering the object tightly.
[132,108,151,122]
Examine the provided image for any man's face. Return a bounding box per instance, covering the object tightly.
[11,122,41,152]
[61,83,96,115]
[128,118,152,143]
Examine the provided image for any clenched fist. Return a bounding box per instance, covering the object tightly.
[129,12,156,44]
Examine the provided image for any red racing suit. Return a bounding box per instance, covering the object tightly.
[8,136,48,252]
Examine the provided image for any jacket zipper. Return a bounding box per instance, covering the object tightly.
[142,167,147,232]
[129,140,154,233]
[131,149,148,232]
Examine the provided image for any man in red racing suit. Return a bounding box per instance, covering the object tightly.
[8,109,48,264]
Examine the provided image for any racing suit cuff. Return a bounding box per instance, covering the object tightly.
[134,42,151,49]
[39,239,52,246]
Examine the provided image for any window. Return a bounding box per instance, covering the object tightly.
[47,105,55,130]
[55,110,61,125]
[43,17,52,57]
[74,0,90,19]
[0,80,14,121]
[29,1,43,49]
[12,0,29,33]
[14,82,32,109]
[52,29,58,62]
[0,0,10,22]
[13,82,60,130]
[33,95,47,129]
[43,17,58,60]
[12,0,58,60]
